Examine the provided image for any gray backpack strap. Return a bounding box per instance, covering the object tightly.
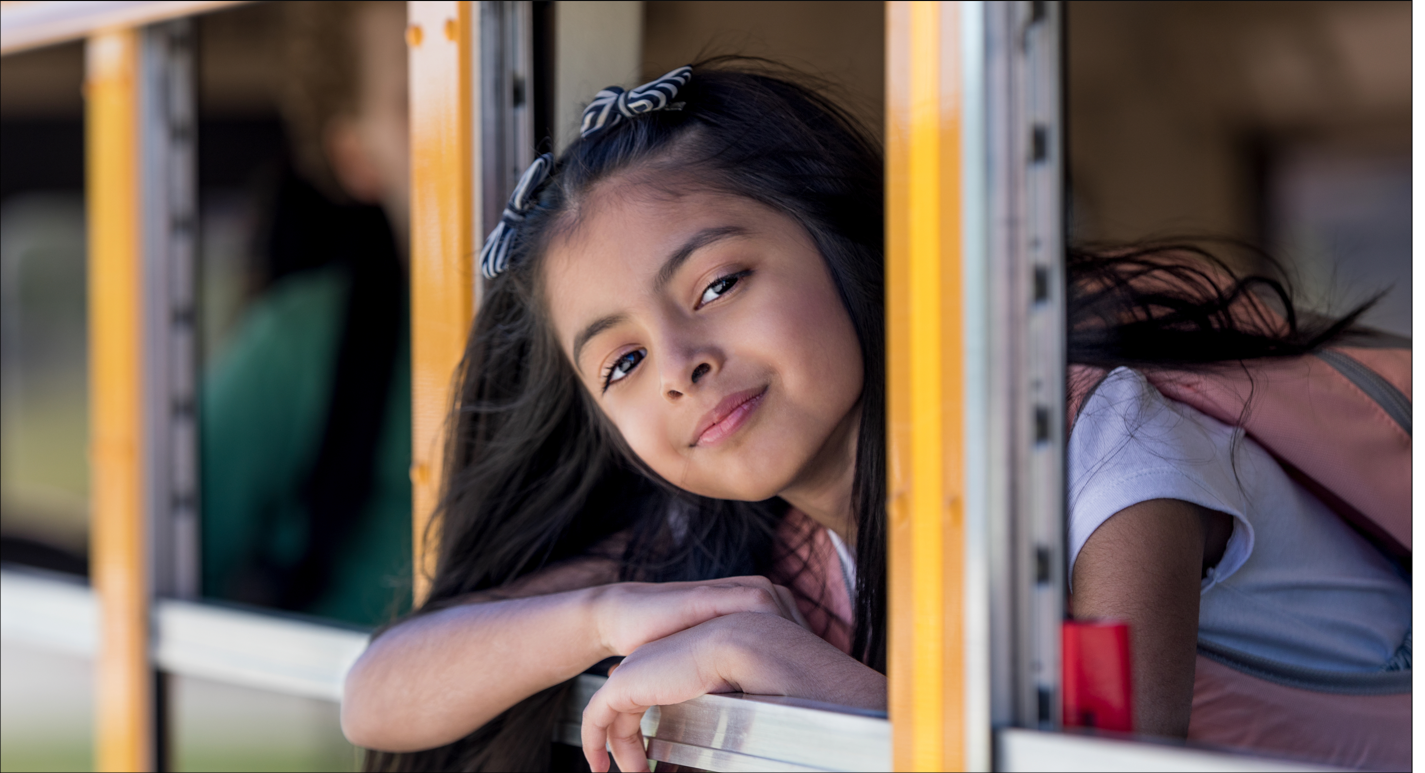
[1315,350,1411,437]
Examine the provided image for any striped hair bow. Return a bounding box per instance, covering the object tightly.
[479,152,553,279]
[580,66,692,138]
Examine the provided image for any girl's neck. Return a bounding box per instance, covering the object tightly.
[779,403,861,548]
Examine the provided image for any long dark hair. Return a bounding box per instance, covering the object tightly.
[368,58,886,772]
[367,61,1385,771]
[1066,240,1382,375]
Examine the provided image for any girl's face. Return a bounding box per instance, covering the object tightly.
[543,183,864,502]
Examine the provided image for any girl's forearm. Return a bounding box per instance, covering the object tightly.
[341,587,608,752]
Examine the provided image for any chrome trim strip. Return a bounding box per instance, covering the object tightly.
[141,18,201,602]
[985,0,1067,731]
[560,674,891,772]
[475,0,535,301]
[960,3,994,768]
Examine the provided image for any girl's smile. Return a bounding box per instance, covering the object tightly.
[543,182,863,505]
[691,385,767,447]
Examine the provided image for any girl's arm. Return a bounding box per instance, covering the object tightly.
[1070,497,1231,737]
[340,562,808,752]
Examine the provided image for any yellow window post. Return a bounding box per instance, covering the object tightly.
[407,0,476,606]
[86,27,152,773]
[886,2,990,770]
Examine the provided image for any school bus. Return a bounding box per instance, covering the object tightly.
[0,1,1405,771]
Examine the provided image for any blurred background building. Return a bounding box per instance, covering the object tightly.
[1068,0,1411,335]
[0,1,1409,770]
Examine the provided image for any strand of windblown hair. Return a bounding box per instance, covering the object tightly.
[479,153,553,279]
[580,65,692,138]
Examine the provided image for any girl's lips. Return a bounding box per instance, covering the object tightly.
[691,386,768,447]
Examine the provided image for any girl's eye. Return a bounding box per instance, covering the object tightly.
[698,271,748,307]
[603,348,646,391]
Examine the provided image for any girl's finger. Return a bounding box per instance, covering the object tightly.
[742,575,800,627]
[581,697,614,772]
[607,710,650,773]
[583,687,650,773]
[744,576,796,621]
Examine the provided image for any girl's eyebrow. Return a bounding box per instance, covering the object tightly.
[573,313,627,374]
[653,225,748,291]
[573,225,749,373]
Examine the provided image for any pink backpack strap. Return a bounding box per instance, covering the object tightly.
[1144,349,1411,555]
[1189,654,1411,771]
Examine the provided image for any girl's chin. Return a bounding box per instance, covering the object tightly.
[678,463,798,503]
[646,436,809,501]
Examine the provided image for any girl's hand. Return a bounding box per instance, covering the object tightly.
[581,612,886,773]
[590,576,809,658]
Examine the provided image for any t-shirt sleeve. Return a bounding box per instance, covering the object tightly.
[1067,368,1256,592]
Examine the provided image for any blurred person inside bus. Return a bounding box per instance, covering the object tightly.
[200,1,411,626]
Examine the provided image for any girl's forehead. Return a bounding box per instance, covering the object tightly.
[547,187,775,276]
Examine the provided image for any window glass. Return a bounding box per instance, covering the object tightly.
[0,41,88,578]
[1067,0,1410,286]
[171,675,352,773]
[1064,1,1409,765]
[0,38,92,773]
[196,1,413,631]
[642,1,884,143]
[1269,146,1410,336]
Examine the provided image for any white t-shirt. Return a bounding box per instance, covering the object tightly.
[1068,367,1411,672]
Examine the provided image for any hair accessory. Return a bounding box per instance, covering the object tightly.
[580,66,692,138]
[479,152,554,279]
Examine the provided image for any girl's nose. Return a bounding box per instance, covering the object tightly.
[664,360,714,401]
[659,327,721,401]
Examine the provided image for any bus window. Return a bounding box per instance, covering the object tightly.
[1067,0,1410,316]
[195,1,414,633]
[173,3,412,769]
[1061,1,1410,768]
[0,41,88,581]
[642,1,884,143]
[0,39,92,773]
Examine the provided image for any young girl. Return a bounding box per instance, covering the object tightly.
[341,61,1409,772]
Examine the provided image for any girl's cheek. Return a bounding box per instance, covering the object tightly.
[612,402,681,472]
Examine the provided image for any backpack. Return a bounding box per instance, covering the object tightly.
[1068,346,1411,771]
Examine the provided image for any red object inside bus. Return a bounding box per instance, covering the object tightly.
[1062,620,1135,733]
